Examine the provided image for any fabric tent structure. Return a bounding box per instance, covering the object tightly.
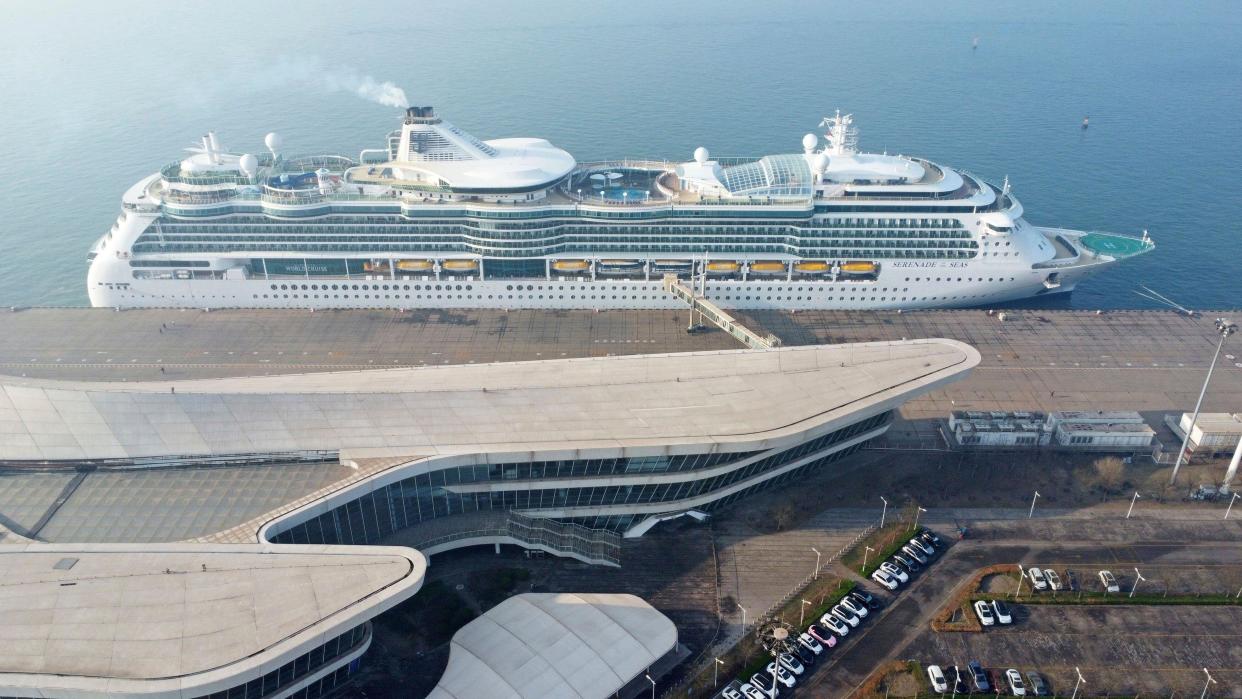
[427,592,676,699]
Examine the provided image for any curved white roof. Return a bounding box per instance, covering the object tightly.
[0,543,425,697]
[0,340,980,463]
[820,152,925,183]
[388,111,575,190]
[427,593,676,699]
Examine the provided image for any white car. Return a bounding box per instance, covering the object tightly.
[1027,566,1049,591]
[1099,569,1120,593]
[879,561,910,583]
[766,661,797,687]
[1045,569,1063,591]
[722,688,743,699]
[739,683,768,699]
[749,672,780,697]
[902,545,928,564]
[819,612,850,636]
[831,604,860,627]
[871,569,899,590]
[910,537,936,557]
[798,632,823,654]
[1006,669,1027,696]
[991,599,1013,624]
[973,599,996,626]
[839,596,869,618]
[778,653,804,676]
[927,664,949,693]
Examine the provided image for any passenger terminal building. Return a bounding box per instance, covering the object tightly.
[0,339,978,697]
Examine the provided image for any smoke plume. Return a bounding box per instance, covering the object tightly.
[244,56,411,109]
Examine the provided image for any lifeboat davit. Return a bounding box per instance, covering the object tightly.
[441,259,480,273]
[840,261,878,275]
[748,261,787,275]
[552,259,591,272]
[794,260,830,275]
[651,260,692,272]
[396,259,433,272]
[597,259,642,275]
[706,261,741,274]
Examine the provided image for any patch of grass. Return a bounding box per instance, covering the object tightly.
[467,566,532,610]
[981,590,1242,606]
[841,519,923,577]
[377,580,476,647]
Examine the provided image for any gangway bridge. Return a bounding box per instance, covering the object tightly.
[662,274,782,350]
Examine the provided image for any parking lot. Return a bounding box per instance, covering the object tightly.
[908,604,1242,696]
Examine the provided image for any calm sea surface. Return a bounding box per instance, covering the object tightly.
[1,0,1238,309]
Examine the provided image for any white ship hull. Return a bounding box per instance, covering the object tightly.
[88,256,1104,311]
[87,107,1153,311]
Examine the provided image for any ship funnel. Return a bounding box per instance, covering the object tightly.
[403,106,440,124]
[207,131,221,163]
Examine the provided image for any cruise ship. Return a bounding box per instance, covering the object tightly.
[88,107,1153,310]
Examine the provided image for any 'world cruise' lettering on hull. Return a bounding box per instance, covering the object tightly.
[87,105,1154,310]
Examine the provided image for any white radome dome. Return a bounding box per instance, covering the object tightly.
[802,133,818,152]
[264,132,283,153]
[693,146,709,164]
[238,153,258,178]
[813,153,830,174]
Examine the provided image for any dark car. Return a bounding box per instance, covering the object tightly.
[850,590,882,611]
[792,643,816,666]
[894,553,921,573]
[968,661,990,692]
[1064,569,1079,592]
[946,666,970,695]
[1027,671,1051,696]
[919,528,941,546]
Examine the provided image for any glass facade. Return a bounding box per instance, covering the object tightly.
[267,411,890,544]
[134,212,976,263]
[721,155,814,197]
[192,623,366,699]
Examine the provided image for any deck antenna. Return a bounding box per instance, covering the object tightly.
[820,111,857,156]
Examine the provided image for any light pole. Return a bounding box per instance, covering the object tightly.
[880,496,889,528]
[714,657,724,688]
[1070,667,1085,699]
[1126,491,1141,519]
[1201,667,1216,699]
[1171,318,1237,485]
[1029,491,1041,519]
[862,545,876,574]
[915,506,928,531]
[812,546,822,579]
[738,604,747,630]
[1015,564,1026,599]
[800,599,812,626]
[645,672,655,699]
[1130,567,1146,598]
[1226,492,1240,520]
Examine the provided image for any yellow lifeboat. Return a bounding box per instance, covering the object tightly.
[841,261,878,274]
[442,259,479,272]
[749,261,787,275]
[552,259,591,272]
[706,261,741,274]
[363,260,390,273]
[794,260,830,274]
[396,259,433,272]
